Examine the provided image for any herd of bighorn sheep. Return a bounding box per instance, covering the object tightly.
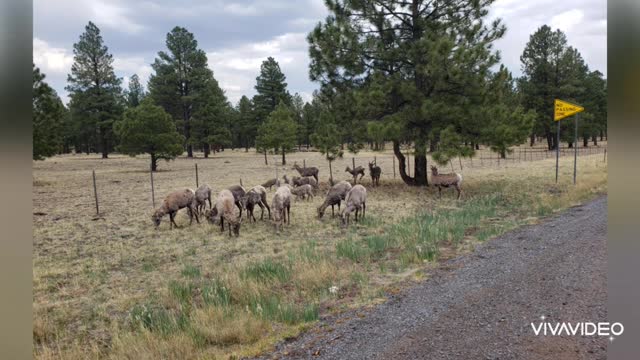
[151,161,463,236]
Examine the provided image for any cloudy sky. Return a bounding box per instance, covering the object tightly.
[33,0,607,105]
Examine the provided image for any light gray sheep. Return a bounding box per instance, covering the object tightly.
[152,188,199,229]
[341,184,367,226]
[368,162,381,187]
[261,178,277,190]
[291,184,314,201]
[345,165,365,183]
[272,186,292,233]
[227,185,246,217]
[292,175,318,188]
[205,189,242,237]
[317,180,352,219]
[292,163,319,182]
[430,166,463,199]
[241,185,271,222]
[194,184,212,214]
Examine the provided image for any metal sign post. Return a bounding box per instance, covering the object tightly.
[573,114,578,185]
[554,99,584,184]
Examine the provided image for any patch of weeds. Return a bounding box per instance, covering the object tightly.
[168,280,194,305]
[181,264,201,278]
[250,296,318,325]
[202,279,232,307]
[297,240,322,262]
[243,259,291,283]
[365,235,390,258]
[184,247,197,257]
[336,238,370,263]
[129,302,181,336]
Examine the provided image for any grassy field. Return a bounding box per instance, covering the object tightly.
[33,145,607,359]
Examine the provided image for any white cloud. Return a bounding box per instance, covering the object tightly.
[33,38,74,74]
[550,9,585,33]
[89,0,145,34]
[113,56,153,89]
[207,32,310,104]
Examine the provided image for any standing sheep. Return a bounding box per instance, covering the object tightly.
[317,180,352,219]
[292,163,319,183]
[345,166,365,183]
[368,162,381,187]
[341,184,367,226]
[227,185,246,218]
[291,184,314,201]
[272,186,292,233]
[205,189,242,237]
[152,189,199,229]
[194,184,212,215]
[240,185,271,221]
[430,166,463,199]
[261,178,277,190]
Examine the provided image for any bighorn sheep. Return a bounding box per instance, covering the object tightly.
[292,175,318,188]
[240,185,271,222]
[152,188,199,229]
[341,184,367,226]
[317,180,352,219]
[291,184,314,201]
[430,165,463,199]
[368,162,381,187]
[205,189,241,237]
[272,186,292,233]
[292,162,319,183]
[345,166,365,183]
[194,184,212,214]
[227,185,246,218]
[261,178,277,190]
[283,174,290,184]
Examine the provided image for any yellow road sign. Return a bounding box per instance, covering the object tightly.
[554,99,584,121]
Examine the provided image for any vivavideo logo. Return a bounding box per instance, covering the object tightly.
[531,316,624,342]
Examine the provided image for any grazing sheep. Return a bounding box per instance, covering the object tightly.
[291,184,314,201]
[205,189,241,237]
[241,185,271,221]
[317,180,352,219]
[261,178,277,190]
[272,186,292,233]
[430,165,463,199]
[345,166,365,183]
[227,185,246,218]
[368,162,382,187]
[194,184,212,214]
[292,162,319,183]
[292,175,318,188]
[152,188,199,229]
[341,184,367,226]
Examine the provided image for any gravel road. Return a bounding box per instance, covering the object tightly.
[257,196,607,360]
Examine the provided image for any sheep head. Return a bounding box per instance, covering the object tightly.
[205,208,219,224]
[151,209,165,228]
[430,165,439,175]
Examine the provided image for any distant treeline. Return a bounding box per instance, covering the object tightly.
[34,1,606,185]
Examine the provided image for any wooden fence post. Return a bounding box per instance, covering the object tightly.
[458,157,463,171]
[92,170,99,215]
[150,166,155,208]
[392,155,396,179]
[604,148,607,163]
[195,163,199,188]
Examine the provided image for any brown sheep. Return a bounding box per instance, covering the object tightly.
[430,166,463,199]
[240,185,271,222]
[345,165,365,183]
[292,162,319,183]
[368,162,381,187]
[152,188,199,229]
[194,184,212,214]
[227,185,246,218]
[272,186,291,233]
[261,178,277,190]
[341,184,367,226]
[292,175,318,188]
[317,180,352,219]
[291,184,314,201]
[205,189,241,237]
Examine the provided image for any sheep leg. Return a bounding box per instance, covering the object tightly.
[257,202,265,220]
[438,186,442,199]
[191,206,200,224]
[263,200,271,220]
[170,212,178,229]
[220,217,225,233]
[208,197,212,209]
[363,202,366,219]
[331,205,335,218]
[355,208,359,222]
[235,201,243,219]
[456,185,462,200]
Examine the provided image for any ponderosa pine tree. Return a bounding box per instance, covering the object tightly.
[66,21,123,158]
[124,74,145,108]
[291,93,306,149]
[191,77,233,157]
[253,57,292,123]
[311,112,343,184]
[148,27,212,158]
[309,0,506,186]
[33,64,65,160]
[114,98,184,171]
[255,102,298,165]
[235,96,255,151]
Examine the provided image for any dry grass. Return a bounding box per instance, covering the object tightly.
[33,146,607,358]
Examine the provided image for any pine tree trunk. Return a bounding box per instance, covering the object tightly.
[546,132,554,150]
[264,151,268,165]
[592,135,598,146]
[282,148,286,165]
[204,143,210,158]
[393,141,428,186]
[583,136,589,147]
[530,133,535,147]
[100,128,108,159]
